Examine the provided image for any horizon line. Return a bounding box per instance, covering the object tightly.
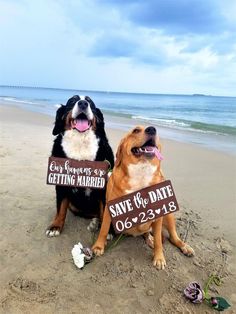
[0,84,235,98]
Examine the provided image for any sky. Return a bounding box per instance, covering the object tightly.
[0,0,236,96]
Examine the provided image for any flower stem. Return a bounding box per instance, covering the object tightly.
[203,274,221,301]
[106,234,125,251]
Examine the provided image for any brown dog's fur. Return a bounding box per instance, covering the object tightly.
[92,126,194,269]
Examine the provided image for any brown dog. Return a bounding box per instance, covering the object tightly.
[92,126,194,269]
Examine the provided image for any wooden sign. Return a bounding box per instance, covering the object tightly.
[46,157,109,189]
[107,180,179,233]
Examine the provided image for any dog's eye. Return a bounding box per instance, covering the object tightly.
[133,128,141,134]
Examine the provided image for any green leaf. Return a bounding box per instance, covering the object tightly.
[213,297,231,311]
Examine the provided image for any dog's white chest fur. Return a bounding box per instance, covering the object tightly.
[62,129,99,161]
[127,162,157,193]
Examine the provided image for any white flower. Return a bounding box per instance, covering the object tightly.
[71,242,86,269]
[71,242,94,269]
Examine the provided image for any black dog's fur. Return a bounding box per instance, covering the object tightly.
[46,95,114,236]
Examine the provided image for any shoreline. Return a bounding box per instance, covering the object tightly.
[1,100,236,156]
[104,112,236,156]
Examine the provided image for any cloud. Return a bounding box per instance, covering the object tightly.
[88,29,174,68]
[99,0,229,34]
[89,32,138,58]
[0,0,235,96]
[87,0,236,67]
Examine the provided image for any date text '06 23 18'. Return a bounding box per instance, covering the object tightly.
[107,180,179,234]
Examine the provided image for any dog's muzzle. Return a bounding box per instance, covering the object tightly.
[71,100,94,132]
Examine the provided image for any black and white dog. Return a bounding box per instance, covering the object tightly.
[46,95,114,237]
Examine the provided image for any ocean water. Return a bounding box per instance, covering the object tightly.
[1,86,236,154]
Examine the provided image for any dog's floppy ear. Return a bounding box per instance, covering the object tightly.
[94,107,106,139]
[52,105,67,135]
[115,138,125,167]
[95,108,104,123]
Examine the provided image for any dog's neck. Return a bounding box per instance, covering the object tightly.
[62,129,99,161]
[125,161,160,194]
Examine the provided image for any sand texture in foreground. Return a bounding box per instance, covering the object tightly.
[0,105,236,314]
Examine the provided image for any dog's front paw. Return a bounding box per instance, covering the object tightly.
[87,218,100,232]
[144,233,154,249]
[153,254,166,270]
[180,243,195,257]
[106,233,113,241]
[46,225,62,237]
[92,242,105,256]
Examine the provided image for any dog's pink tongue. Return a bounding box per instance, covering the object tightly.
[74,119,90,132]
[154,147,164,160]
[143,146,164,160]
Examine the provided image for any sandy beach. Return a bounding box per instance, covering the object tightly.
[0,104,235,314]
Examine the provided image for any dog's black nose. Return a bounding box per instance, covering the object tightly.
[145,126,156,135]
[78,100,88,111]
